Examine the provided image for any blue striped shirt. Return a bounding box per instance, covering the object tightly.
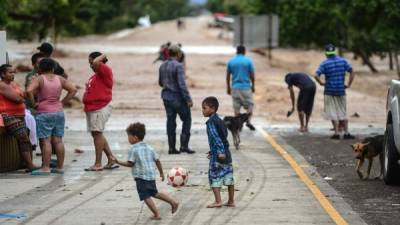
[316,56,352,96]
[128,142,159,181]
[206,113,233,180]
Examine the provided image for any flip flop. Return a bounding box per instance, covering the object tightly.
[51,168,64,174]
[206,203,222,208]
[31,169,51,176]
[223,202,235,207]
[84,166,103,172]
[25,166,41,173]
[103,164,119,170]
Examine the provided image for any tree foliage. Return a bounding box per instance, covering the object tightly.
[207,0,400,73]
[0,0,190,42]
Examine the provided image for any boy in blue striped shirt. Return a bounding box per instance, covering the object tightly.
[202,96,235,208]
[115,122,179,220]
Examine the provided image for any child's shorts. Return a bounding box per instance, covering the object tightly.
[135,178,158,201]
[210,173,234,188]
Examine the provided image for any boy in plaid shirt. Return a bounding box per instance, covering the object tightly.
[202,97,235,208]
[115,122,179,220]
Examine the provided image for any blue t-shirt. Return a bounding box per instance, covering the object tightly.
[316,56,352,96]
[227,54,255,90]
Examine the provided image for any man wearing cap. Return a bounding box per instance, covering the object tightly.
[226,45,256,130]
[37,42,67,78]
[314,44,355,139]
[159,44,195,154]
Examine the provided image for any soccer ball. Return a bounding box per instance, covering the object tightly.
[167,167,189,187]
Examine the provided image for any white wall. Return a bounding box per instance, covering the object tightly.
[0,31,6,65]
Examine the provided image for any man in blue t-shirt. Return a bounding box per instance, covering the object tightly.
[226,45,256,130]
[314,44,355,140]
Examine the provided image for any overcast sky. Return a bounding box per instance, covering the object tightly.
[190,0,207,5]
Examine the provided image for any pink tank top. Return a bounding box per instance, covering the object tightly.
[37,75,63,113]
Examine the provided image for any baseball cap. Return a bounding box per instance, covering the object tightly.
[325,44,336,56]
[168,44,181,54]
[37,42,53,54]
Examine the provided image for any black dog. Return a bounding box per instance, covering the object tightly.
[223,113,249,150]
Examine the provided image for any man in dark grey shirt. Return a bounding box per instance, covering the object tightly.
[159,45,195,154]
[285,72,316,132]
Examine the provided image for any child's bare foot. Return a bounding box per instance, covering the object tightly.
[223,202,235,207]
[171,202,179,214]
[150,215,161,220]
[206,202,222,208]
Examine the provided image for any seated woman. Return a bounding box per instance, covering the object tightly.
[0,64,38,171]
[27,58,77,175]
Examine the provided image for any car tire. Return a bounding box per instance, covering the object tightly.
[383,124,400,185]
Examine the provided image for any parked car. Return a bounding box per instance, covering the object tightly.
[384,80,400,184]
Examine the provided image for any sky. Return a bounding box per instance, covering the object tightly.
[190,0,207,5]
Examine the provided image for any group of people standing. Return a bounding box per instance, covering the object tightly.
[0,42,120,174]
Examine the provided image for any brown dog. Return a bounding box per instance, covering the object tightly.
[351,135,384,180]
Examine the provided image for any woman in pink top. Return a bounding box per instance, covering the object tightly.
[27,58,77,175]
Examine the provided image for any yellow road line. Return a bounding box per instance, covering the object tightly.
[257,127,348,225]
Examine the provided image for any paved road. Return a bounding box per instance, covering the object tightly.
[0,118,366,225]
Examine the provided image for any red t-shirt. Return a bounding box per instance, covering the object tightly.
[0,82,25,116]
[83,63,113,112]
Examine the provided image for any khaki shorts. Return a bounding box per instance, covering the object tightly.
[232,89,254,114]
[86,104,112,132]
[324,95,346,121]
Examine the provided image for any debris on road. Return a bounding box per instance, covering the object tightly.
[74,149,84,154]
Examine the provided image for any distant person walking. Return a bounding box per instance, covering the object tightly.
[314,44,355,139]
[83,52,118,171]
[226,45,256,130]
[159,45,195,154]
[285,73,316,132]
[0,64,38,172]
[27,58,77,175]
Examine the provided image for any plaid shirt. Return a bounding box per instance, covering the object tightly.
[158,58,192,102]
[128,142,159,181]
[206,113,233,180]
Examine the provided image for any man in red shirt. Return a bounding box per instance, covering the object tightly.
[83,52,117,171]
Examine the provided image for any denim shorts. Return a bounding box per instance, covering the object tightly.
[135,178,158,201]
[36,112,65,139]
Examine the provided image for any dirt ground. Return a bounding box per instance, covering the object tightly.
[279,132,400,225]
